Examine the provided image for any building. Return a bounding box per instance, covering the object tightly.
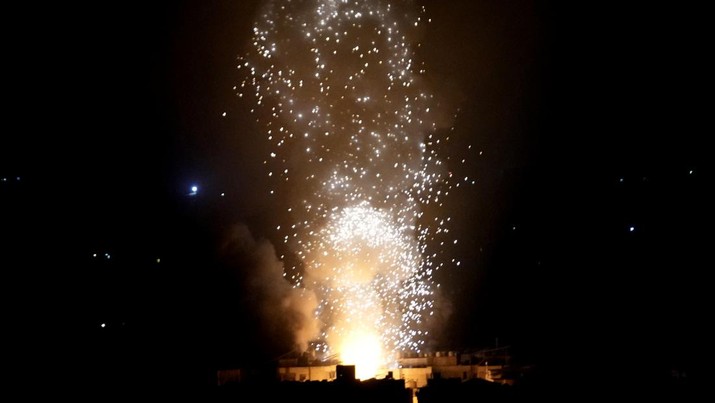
[216,365,412,403]
[217,346,518,392]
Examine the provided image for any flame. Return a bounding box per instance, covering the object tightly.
[338,328,384,380]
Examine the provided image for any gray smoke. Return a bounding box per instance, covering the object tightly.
[222,224,320,353]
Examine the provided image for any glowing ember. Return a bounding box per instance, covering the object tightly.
[236,0,466,378]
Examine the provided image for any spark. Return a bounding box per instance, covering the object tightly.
[237,0,466,377]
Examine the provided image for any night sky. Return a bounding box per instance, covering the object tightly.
[3,0,708,394]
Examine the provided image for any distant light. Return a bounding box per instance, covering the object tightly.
[629,226,635,232]
[100,323,106,328]
[16,176,21,181]
[92,253,97,258]
[156,258,161,263]
[189,185,198,196]
[220,192,225,197]
[619,178,624,183]
[1,178,6,182]
[689,170,694,175]
[222,112,227,117]
[105,253,111,259]
[512,226,517,230]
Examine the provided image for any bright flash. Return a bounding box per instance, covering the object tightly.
[339,329,384,380]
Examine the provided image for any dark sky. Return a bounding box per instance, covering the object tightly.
[3,0,709,393]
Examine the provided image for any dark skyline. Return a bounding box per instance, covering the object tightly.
[3,0,708,394]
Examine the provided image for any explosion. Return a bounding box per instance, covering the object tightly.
[236,0,464,378]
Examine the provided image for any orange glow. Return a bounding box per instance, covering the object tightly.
[338,328,384,380]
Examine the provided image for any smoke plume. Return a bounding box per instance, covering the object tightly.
[222,224,320,354]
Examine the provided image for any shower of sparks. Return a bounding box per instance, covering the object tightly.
[236,0,466,377]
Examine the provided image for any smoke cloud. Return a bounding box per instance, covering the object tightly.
[222,224,320,354]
